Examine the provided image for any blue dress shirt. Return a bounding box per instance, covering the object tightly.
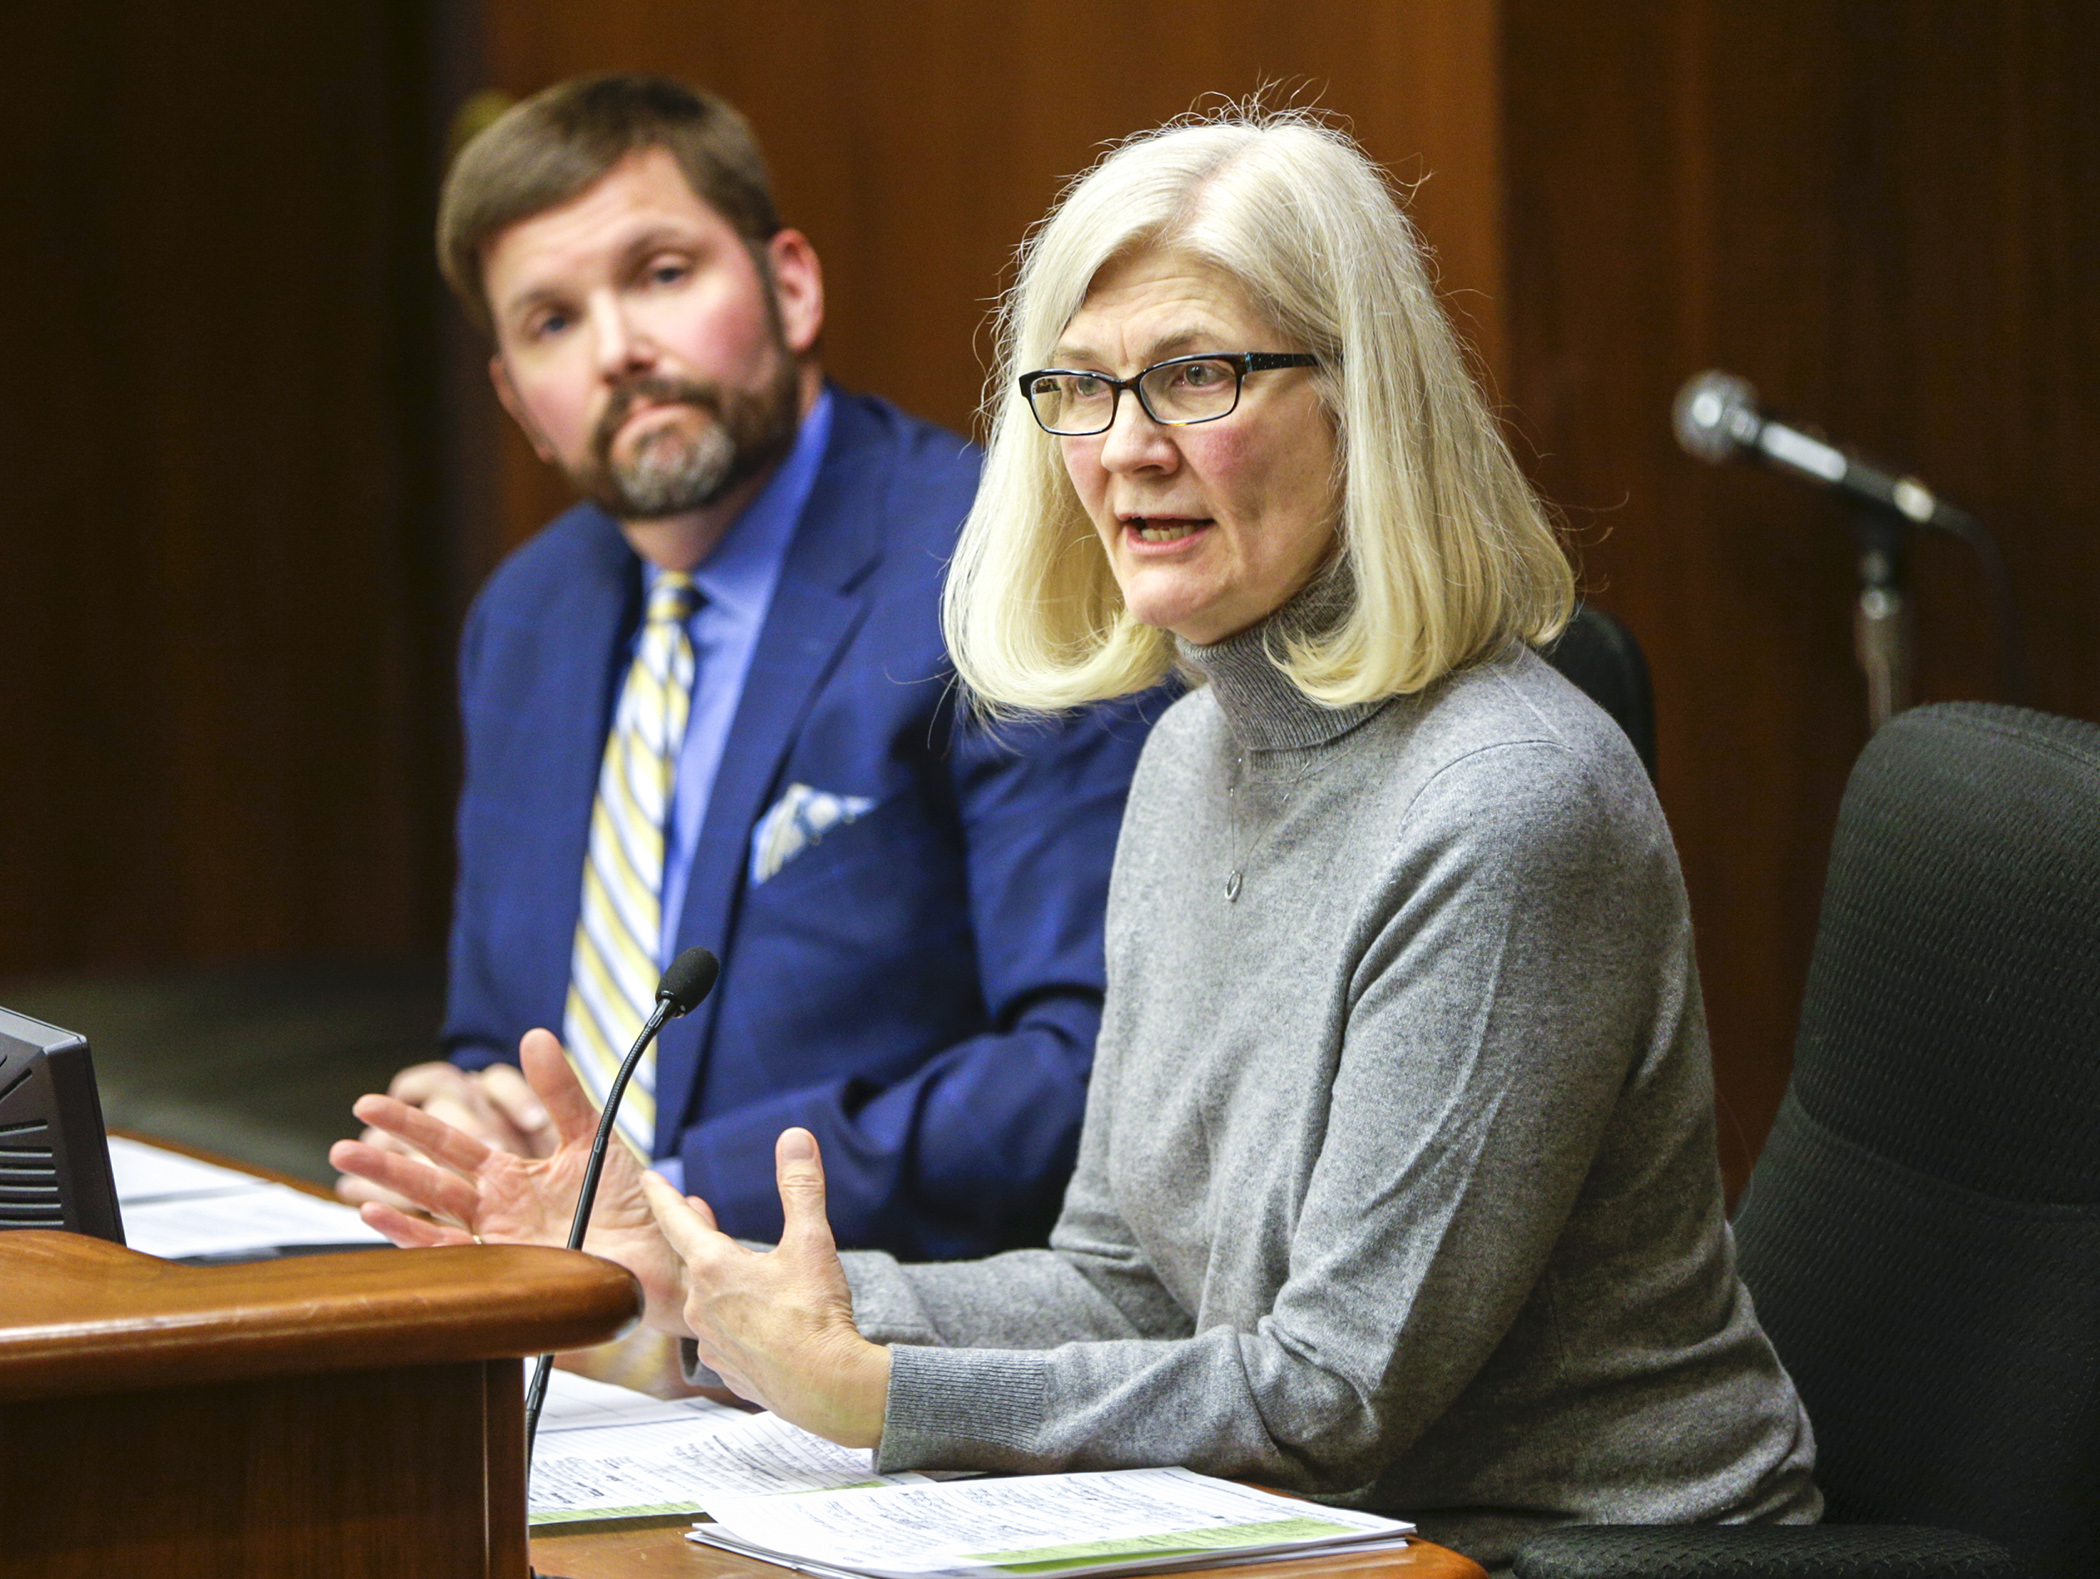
[652,390,833,973]
[646,390,833,1183]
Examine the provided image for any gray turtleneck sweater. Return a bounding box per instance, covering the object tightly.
[823,631,1818,1569]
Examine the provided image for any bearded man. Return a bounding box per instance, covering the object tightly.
[338,76,1148,1259]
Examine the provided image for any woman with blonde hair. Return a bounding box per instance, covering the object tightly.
[340,110,1818,1570]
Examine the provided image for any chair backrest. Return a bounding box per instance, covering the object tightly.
[1542,602,1658,780]
[1733,703,2100,1579]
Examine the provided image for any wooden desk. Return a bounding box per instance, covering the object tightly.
[54,1136,1484,1579]
[531,1522,1488,1579]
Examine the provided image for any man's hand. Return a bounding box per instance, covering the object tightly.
[335,1060,557,1209]
[328,1028,692,1333]
[639,1128,890,1450]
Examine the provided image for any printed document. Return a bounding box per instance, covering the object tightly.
[110,1135,388,1261]
[690,1466,1414,1578]
[532,1369,930,1524]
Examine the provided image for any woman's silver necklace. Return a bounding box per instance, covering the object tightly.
[1223,750,1312,903]
[1224,751,1247,900]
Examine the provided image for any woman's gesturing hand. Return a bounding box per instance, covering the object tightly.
[327,1027,691,1334]
[639,1128,891,1450]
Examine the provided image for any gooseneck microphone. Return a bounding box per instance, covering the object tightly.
[1671,369,2023,724]
[1672,370,1981,536]
[522,946,720,1460]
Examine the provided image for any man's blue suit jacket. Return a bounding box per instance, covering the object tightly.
[443,392,1152,1260]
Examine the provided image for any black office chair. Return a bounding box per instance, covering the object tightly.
[1514,703,2100,1579]
[1542,601,1658,780]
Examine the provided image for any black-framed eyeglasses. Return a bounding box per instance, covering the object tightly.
[1017,352,1320,436]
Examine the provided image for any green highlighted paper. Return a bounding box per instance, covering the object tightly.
[971,1514,1369,1573]
[689,1466,1415,1579]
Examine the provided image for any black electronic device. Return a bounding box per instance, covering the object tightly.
[0,1006,125,1243]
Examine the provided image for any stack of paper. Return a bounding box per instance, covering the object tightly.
[109,1136,389,1263]
[533,1370,934,1526]
[107,1140,1418,1574]
[689,1466,1415,1578]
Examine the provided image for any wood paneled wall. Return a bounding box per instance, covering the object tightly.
[2,7,457,971]
[7,5,2093,1199]
[1500,0,2100,1185]
[462,1,2100,1194]
[467,0,1510,549]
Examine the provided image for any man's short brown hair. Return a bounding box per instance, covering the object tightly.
[438,74,782,337]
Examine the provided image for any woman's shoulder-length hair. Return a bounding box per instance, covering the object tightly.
[942,108,1573,716]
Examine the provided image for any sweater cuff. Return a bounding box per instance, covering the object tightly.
[875,1344,1050,1474]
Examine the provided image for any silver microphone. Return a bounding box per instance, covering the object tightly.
[1672,370,1974,535]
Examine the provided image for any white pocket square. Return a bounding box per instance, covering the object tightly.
[749,784,877,884]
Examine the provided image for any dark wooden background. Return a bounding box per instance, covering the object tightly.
[8,1,2095,1195]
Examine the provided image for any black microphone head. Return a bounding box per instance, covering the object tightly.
[1673,370,1761,464]
[656,947,720,1017]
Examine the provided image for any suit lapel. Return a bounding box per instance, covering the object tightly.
[533,511,642,1031]
[654,397,887,1152]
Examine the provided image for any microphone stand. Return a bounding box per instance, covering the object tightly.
[520,948,719,1463]
[490,949,715,1579]
[1850,509,1911,734]
[519,998,670,1460]
[1672,370,2026,731]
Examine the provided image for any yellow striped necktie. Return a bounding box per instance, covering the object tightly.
[561,572,698,1157]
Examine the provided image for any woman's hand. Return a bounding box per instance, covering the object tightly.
[639,1128,891,1450]
[327,1028,692,1334]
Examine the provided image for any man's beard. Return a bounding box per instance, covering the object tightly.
[573,357,799,520]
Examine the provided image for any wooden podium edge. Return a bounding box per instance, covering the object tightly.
[0,1230,640,1399]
